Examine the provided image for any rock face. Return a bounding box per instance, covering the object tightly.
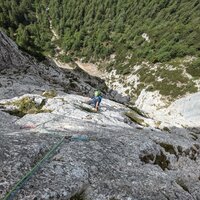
[0,30,109,100]
[1,31,200,200]
[1,93,200,200]
[135,90,200,128]
[105,60,200,128]
[169,92,200,126]
[0,31,28,69]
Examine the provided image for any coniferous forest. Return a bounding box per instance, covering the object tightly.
[0,0,200,71]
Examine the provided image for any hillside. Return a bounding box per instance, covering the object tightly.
[1,0,200,63]
[1,0,200,103]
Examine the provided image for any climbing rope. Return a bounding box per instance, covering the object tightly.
[3,136,66,200]
[2,109,92,200]
[3,134,90,200]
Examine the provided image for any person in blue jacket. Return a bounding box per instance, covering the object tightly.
[88,90,102,112]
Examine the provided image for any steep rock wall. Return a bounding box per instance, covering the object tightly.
[0,31,29,69]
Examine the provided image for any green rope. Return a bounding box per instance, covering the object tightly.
[3,136,66,200]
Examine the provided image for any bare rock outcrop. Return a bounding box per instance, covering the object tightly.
[0,30,108,100]
[0,93,200,200]
[169,92,200,126]
[0,31,29,69]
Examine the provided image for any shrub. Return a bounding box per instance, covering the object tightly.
[186,58,200,77]
[125,111,147,126]
[58,54,72,63]
[156,51,172,62]
[4,97,51,117]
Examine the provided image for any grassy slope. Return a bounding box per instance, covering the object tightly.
[0,0,200,99]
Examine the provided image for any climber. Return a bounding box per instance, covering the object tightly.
[88,90,102,112]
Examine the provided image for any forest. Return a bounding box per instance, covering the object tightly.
[0,0,200,71]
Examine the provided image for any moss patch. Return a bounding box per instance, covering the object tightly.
[127,105,148,118]
[4,97,51,117]
[125,111,147,126]
[186,58,200,78]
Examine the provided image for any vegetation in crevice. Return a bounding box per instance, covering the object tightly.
[124,111,147,126]
[2,97,52,117]
[186,58,200,78]
[127,105,148,118]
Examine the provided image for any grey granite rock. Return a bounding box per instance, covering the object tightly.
[0,31,28,69]
[1,93,200,200]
